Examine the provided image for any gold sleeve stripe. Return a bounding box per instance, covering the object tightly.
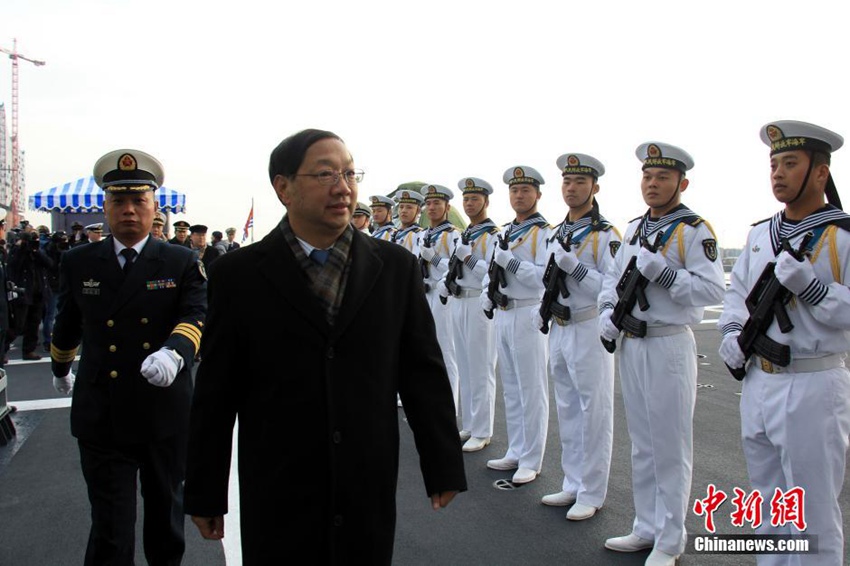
[171,323,202,352]
[51,344,80,363]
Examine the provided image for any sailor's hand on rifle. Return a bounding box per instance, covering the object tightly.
[454,243,472,261]
[774,250,817,295]
[438,280,451,300]
[553,246,579,274]
[719,333,745,369]
[420,245,437,262]
[531,309,545,332]
[636,247,666,282]
[494,246,514,268]
[479,293,494,314]
[598,310,619,342]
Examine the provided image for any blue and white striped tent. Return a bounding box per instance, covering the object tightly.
[29,176,187,213]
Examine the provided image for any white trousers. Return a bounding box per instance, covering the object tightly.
[426,289,460,413]
[548,316,614,507]
[619,328,696,555]
[495,305,548,471]
[450,295,496,438]
[741,364,850,566]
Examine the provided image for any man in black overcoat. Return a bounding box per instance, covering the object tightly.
[51,149,207,566]
[184,129,467,565]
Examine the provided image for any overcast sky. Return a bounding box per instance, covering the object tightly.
[4,0,848,248]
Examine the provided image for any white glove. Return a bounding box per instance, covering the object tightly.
[494,246,514,268]
[420,245,437,262]
[531,309,545,332]
[553,246,579,274]
[719,333,746,369]
[454,243,472,261]
[774,251,817,295]
[479,292,494,313]
[636,247,667,282]
[53,370,75,395]
[599,310,620,342]
[140,348,183,388]
[438,280,451,299]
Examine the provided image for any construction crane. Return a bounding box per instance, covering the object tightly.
[0,39,45,226]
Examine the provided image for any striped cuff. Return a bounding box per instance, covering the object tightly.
[507,258,521,274]
[721,322,744,336]
[655,267,677,289]
[570,263,588,282]
[172,322,203,355]
[798,279,828,305]
[465,256,479,270]
[430,255,443,267]
[50,343,80,364]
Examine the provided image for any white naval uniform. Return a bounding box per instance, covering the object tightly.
[598,205,725,555]
[371,222,396,242]
[718,208,850,566]
[392,224,421,256]
[482,215,551,473]
[419,223,461,412]
[546,216,620,509]
[443,221,500,439]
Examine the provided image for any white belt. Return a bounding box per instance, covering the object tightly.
[553,307,598,326]
[753,353,846,375]
[499,298,539,311]
[456,288,482,298]
[624,324,688,339]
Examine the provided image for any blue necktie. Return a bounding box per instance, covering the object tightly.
[309,248,330,266]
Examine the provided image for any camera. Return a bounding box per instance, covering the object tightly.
[6,280,24,301]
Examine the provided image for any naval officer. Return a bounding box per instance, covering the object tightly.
[719,121,850,566]
[50,149,207,566]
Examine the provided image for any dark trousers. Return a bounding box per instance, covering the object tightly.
[78,435,187,566]
[7,294,44,355]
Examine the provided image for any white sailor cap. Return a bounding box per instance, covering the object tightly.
[457,177,493,195]
[635,142,694,173]
[353,202,372,217]
[422,184,454,201]
[761,120,844,156]
[85,223,103,233]
[556,153,605,178]
[94,149,164,192]
[369,195,394,208]
[394,190,425,205]
[502,165,545,187]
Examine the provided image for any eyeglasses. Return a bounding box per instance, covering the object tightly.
[295,169,365,186]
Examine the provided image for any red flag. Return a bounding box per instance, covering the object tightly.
[242,204,253,243]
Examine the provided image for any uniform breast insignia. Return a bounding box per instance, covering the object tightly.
[609,241,621,258]
[82,279,101,296]
[752,244,760,253]
[702,239,718,262]
[146,278,177,291]
[197,259,207,280]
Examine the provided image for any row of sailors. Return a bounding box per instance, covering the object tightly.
[358,121,850,566]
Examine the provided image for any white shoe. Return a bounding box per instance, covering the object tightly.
[540,491,576,506]
[566,503,598,521]
[645,548,679,566]
[486,456,518,471]
[397,395,403,408]
[458,429,472,442]
[462,437,490,452]
[604,533,654,553]
[511,467,539,484]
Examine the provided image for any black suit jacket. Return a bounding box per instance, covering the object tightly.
[184,223,467,566]
[51,236,207,445]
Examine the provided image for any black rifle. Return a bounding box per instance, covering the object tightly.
[726,232,813,380]
[538,232,573,334]
[601,232,664,353]
[484,225,513,320]
[419,229,432,283]
[441,230,470,305]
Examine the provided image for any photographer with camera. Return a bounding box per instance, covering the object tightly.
[41,231,69,352]
[6,231,54,360]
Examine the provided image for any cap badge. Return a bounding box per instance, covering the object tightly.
[766,125,784,142]
[567,155,579,167]
[513,167,524,178]
[427,186,437,195]
[118,153,137,171]
[465,178,475,188]
[401,191,410,199]
[370,196,379,204]
[647,144,661,159]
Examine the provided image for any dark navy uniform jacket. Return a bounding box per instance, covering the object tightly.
[51,236,207,445]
